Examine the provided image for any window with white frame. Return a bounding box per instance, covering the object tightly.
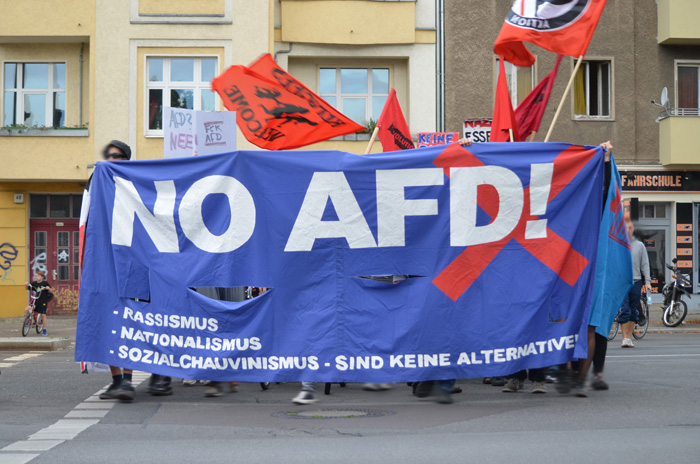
[573,60,612,118]
[146,56,218,134]
[496,57,535,107]
[677,63,699,110]
[3,62,66,128]
[319,67,390,126]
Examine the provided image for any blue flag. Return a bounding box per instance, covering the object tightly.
[588,156,634,337]
[76,143,603,382]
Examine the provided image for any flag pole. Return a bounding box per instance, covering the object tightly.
[544,55,584,143]
[508,128,514,143]
[528,131,537,142]
[363,125,380,155]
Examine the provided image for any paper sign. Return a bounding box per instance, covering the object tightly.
[463,119,492,143]
[417,132,459,148]
[164,108,237,158]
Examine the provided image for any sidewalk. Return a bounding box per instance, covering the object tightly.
[0,315,76,351]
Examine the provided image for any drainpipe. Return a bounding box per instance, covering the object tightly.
[274,42,293,63]
[79,42,84,127]
[435,0,445,132]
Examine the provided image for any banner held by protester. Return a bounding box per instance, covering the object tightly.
[76,143,604,383]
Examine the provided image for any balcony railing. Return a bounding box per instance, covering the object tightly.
[658,108,700,121]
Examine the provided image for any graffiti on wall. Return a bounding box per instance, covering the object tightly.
[0,243,18,284]
[54,288,80,312]
[29,251,47,274]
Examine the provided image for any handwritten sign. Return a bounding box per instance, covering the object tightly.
[463,119,492,143]
[417,132,459,148]
[164,108,237,158]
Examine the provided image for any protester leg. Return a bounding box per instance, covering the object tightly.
[292,382,318,404]
[433,379,456,404]
[591,333,609,390]
[503,370,526,392]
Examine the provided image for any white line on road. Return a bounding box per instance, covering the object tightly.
[0,372,149,463]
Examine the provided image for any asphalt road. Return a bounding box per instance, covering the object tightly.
[1,333,699,464]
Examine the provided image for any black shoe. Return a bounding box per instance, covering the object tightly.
[434,388,454,404]
[553,367,572,395]
[450,386,462,394]
[414,381,434,398]
[147,375,173,396]
[590,374,609,391]
[490,376,506,387]
[116,379,135,402]
[574,379,588,398]
[99,382,120,400]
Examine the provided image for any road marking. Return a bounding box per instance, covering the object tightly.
[0,351,47,370]
[0,372,150,463]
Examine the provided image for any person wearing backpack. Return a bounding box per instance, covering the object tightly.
[25,269,54,336]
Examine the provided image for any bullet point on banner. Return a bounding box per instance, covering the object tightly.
[324,363,330,367]
[111,330,116,334]
[113,311,118,315]
[109,350,114,354]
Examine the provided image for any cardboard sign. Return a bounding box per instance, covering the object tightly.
[417,132,459,148]
[164,108,237,158]
[463,119,492,143]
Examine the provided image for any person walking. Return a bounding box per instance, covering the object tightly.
[619,219,651,348]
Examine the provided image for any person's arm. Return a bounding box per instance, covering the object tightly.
[457,138,472,147]
[641,246,652,290]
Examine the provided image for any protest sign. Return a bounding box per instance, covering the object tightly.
[164,108,236,158]
[76,143,604,383]
[417,132,459,148]
[463,119,492,143]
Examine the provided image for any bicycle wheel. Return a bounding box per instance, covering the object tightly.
[22,316,32,337]
[607,320,619,341]
[663,300,688,327]
[633,300,650,340]
[35,316,44,334]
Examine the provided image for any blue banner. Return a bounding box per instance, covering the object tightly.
[76,142,603,382]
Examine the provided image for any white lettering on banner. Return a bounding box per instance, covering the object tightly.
[376,168,444,247]
[112,177,179,252]
[285,172,377,252]
[179,175,256,253]
[525,163,554,240]
[450,166,524,247]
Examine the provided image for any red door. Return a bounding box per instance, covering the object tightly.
[29,194,82,314]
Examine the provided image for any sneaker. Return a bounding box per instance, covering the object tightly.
[182,379,204,386]
[414,381,434,398]
[622,338,635,348]
[574,379,588,398]
[292,391,318,404]
[502,378,520,393]
[590,374,609,391]
[553,367,572,394]
[116,379,135,402]
[147,375,173,396]
[621,338,629,348]
[229,382,239,393]
[434,388,454,404]
[42,329,47,336]
[99,382,120,400]
[204,383,224,397]
[490,376,506,387]
[531,381,547,394]
[450,386,463,394]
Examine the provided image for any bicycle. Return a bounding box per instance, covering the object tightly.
[607,291,650,341]
[22,288,44,337]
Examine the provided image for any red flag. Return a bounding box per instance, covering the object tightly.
[376,89,414,151]
[515,54,562,139]
[490,57,520,142]
[211,54,364,150]
[494,0,607,66]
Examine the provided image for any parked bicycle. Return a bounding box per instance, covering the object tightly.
[608,292,650,341]
[22,288,45,337]
[662,258,691,327]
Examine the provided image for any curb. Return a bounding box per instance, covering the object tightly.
[0,337,72,351]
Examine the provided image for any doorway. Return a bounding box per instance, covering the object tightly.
[636,202,671,294]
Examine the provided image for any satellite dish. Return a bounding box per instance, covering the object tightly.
[661,87,669,107]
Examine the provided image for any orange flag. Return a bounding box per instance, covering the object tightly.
[211,54,364,150]
[490,57,520,142]
[376,89,414,151]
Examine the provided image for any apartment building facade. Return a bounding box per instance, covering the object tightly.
[444,0,700,295]
[0,0,438,317]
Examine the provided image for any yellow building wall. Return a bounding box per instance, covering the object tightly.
[281,0,416,44]
[658,0,700,45]
[139,0,226,15]
[135,47,226,160]
[660,116,700,166]
[0,42,93,180]
[0,0,94,37]
[0,182,83,318]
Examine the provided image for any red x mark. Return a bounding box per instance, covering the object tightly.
[432,143,598,301]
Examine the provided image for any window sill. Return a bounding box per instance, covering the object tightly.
[0,129,89,137]
[572,116,615,122]
[329,133,373,141]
